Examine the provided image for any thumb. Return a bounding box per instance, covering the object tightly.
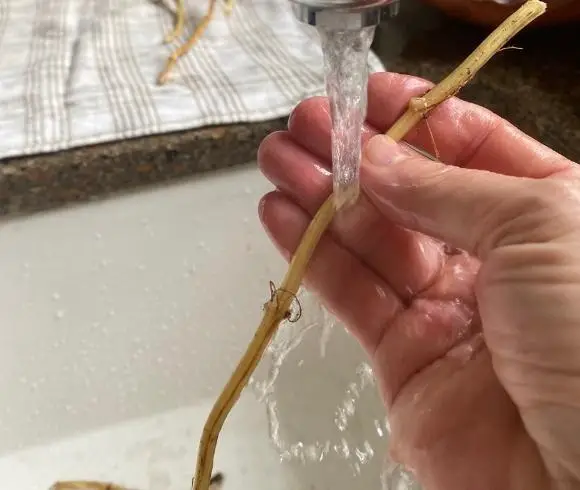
[360,134,532,258]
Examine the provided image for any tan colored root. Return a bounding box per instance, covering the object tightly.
[163,0,187,43]
[190,1,546,489]
[158,0,235,85]
[50,472,226,490]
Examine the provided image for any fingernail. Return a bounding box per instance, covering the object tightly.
[363,135,407,167]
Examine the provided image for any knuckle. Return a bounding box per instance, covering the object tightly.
[257,131,287,167]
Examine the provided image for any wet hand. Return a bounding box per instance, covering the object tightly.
[257,72,580,490]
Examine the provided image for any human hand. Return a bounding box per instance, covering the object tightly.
[257,72,580,490]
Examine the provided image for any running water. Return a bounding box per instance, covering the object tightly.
[251,290,422,489]
[250,291,390,488]
[317,26,376,210]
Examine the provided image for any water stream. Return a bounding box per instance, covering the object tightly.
[318,25,376,210]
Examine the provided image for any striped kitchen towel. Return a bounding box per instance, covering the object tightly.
[0,0,385,161]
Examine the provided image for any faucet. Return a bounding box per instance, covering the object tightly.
[288,0,398,29]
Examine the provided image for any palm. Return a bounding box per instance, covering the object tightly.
[379,252,539,490]
[256,72,568,489]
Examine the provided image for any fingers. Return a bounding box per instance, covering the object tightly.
[287,72,572,179]
[366,72,572,177]
[361,135,547,257]
[287,96,377,165]
[258,131,445,299]
[286,97,332,163]
[258,191,401,353]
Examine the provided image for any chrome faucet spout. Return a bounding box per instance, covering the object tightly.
[288,0,396,28]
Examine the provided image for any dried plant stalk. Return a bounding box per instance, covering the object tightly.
[157,0,236,85]
[163,0,187,43]
[51,471,225,490]
[190,1,546,489]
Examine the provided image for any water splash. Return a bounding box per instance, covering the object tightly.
[381,460,422,490]
[251,290,389,480]
[249,286,422,488]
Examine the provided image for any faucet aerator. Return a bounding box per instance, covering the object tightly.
[288,0,396,29]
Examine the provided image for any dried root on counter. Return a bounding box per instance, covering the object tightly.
[50,471,225,490]
[188,1,548,490]
[157,0,235,85]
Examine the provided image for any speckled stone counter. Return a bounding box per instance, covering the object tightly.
[0,121,285,216]
[1,0,578,217]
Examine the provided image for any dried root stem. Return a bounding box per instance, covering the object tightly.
[158,0,235,85]
[163,0,187,43]
[51,472,225,490]
[190,1,546,489]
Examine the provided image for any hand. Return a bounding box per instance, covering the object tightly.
[257,72,580,490]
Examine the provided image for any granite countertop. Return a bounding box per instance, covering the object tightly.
[0,0,578,217]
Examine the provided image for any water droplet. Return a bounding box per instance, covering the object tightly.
[55,309,65,319]
[94,232,102,240]
[108,310,116,317]
[335,438,350,459]
[19,376,28,384]
[21,263,32,281]
[374,419,384,437]
[137,264,146,271]
[160,324,169,331]
[52,292,61,301]
[184,265,197,278]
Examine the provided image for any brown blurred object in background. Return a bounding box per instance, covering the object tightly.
[419,0,580,26]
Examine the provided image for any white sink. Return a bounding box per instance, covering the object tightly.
[0,164,388,490]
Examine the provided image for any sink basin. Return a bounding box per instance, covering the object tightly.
[0,164,388,490]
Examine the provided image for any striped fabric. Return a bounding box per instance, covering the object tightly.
[0,0,385,161]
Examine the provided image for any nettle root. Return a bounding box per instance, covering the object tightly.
[157,0,235,85]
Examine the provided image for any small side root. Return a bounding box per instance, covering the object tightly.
[163,0,186,43]
[264,280,302,323]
